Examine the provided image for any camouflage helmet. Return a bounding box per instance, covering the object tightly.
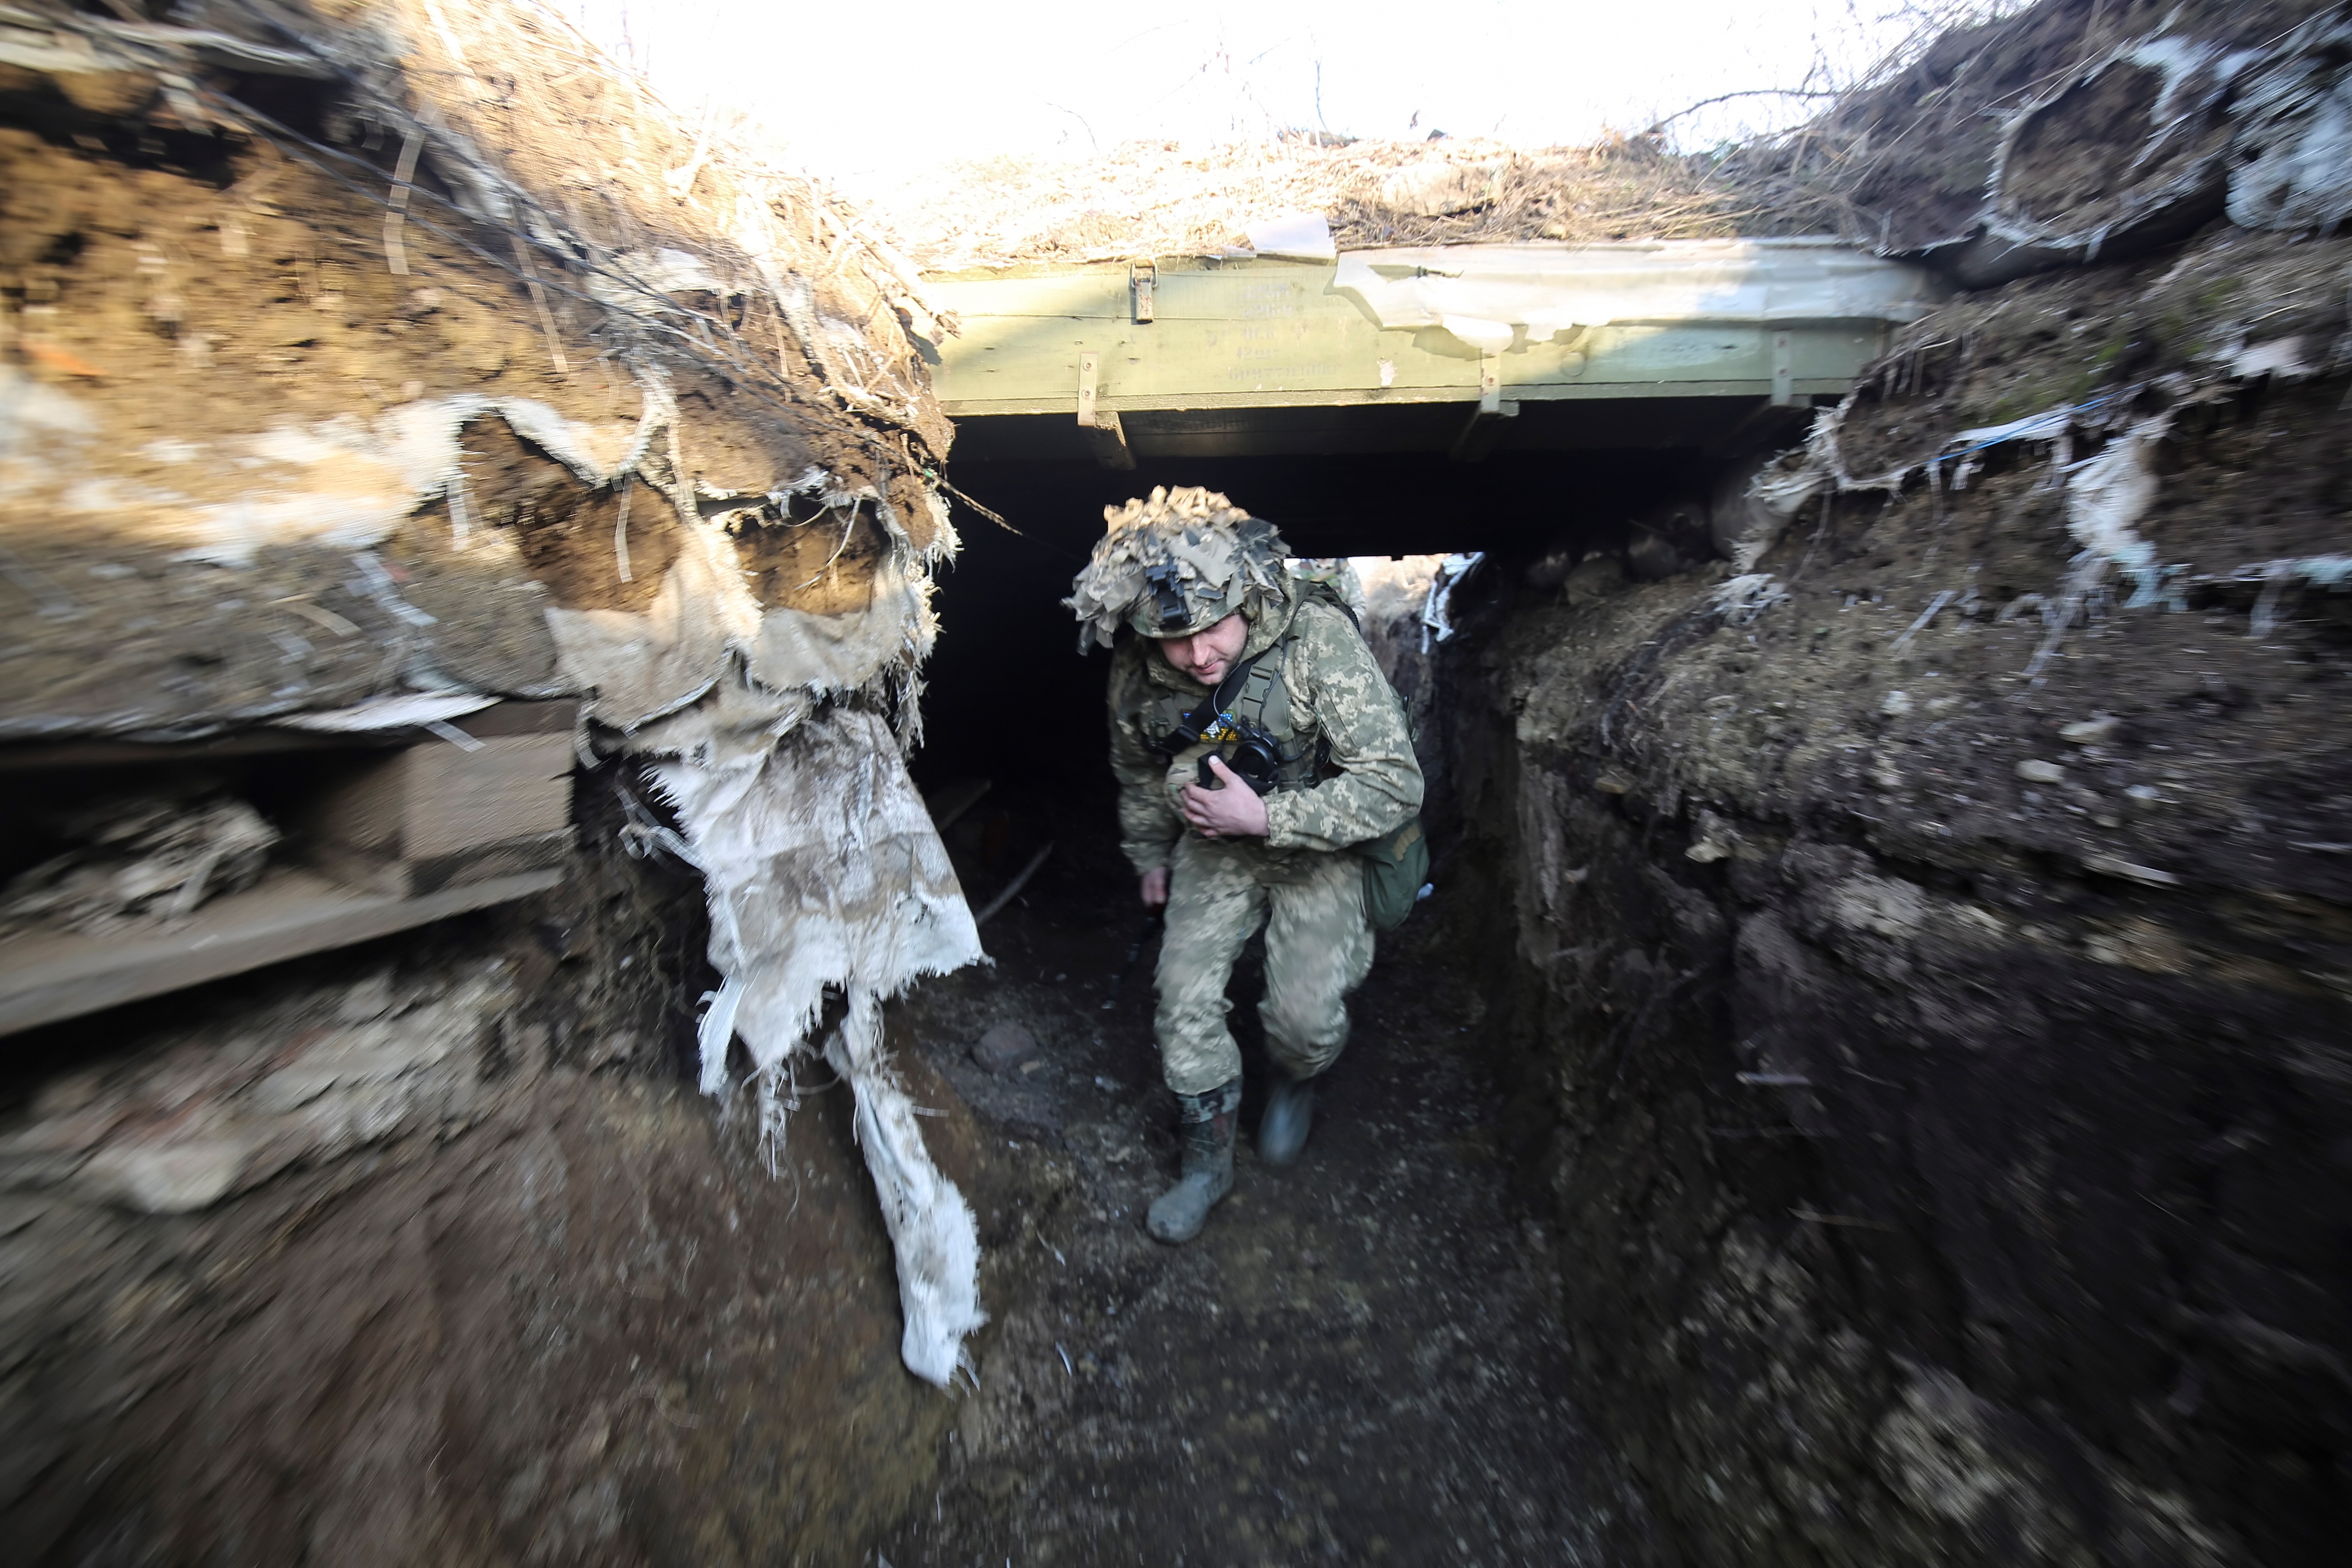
[1064,486,1292,651]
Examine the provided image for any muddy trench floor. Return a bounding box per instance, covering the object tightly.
[876,814,1601,1566]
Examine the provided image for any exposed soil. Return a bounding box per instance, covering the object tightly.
[873,804,1613,1567]
[2000,61,2178,228]
[1714,0,2332,252]
[1839,227,2352,470]
[8,4,2352,1565]
[1,755,1618,1568]
[0,783,1002,1567]
[1430,257,2352,1561]
[455,421,684,616]
[0,125,566,461]
[729,506,892,616]
[0,95,917,736]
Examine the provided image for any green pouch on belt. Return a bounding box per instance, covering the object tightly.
[1356,816,1429,933]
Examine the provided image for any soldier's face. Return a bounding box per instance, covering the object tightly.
[1155,613,1249,686]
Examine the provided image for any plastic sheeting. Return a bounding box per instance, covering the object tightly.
[543,446,986,1387]
[1978,36,2242,269]
[655,702,980,1099]
[1713,451,1828,573]
[2006,412,2176,677]
[0,0,989,1389]
[276,693,501,731]
[2226,13,2352,234]
[2239,555,2352,637]
[825,995,985,1386]
[1923,17,2352,285]
[544,557,751,733]
[1417,553,1485,653]
[644,698,986,1386]
[2061,415,2169,610]
[1241,212,1337,261]
[1330,239,1941,356]
[151,393,633,569]
[100,364,993,1383]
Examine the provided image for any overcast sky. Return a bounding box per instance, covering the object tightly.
[565,1,1996,198]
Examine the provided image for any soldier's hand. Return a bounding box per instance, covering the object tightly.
[1140,865,1170,907]
[1181,756,1270,839]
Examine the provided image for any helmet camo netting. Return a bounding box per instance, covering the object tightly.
[1065,486,1292,651]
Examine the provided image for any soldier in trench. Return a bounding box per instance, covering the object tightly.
[1066,487,1423,1244]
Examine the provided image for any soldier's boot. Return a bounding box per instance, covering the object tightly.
[1256,1071,1318,1168]
[1146,1079,1241,1245]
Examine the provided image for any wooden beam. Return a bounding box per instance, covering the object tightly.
[941,377,1864,418]
[1084,409,1136,469]
[0,867,562,1037]
[309,728,575,895]
[927,255,1900,419]
[0,698,578,1034]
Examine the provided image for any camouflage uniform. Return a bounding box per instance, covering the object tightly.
[1108,588,1423,1096]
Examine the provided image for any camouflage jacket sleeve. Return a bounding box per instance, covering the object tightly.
[1106,643,1185,875]
[1262,601,1424,853]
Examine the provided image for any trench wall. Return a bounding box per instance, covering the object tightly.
[0,773,1026,1565]
[1449,225,2352,1566]
[0,6,989,1555]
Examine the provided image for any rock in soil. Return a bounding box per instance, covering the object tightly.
[971,1022,1041,1074]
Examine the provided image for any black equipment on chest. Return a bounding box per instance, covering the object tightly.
[1156,647,1269,758]
[1138,587,1368,793]
[1146,641,1322,796]
[1125,583,1431,929]
[1196,728,1282,796]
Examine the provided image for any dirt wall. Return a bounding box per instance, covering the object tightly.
[0,6,991,1553]
[0,0,960,744]
[0,777,1015,1564]
[1449,221,2352,1566]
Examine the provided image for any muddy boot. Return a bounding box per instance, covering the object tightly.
[1256,1071,1318,1168]
[1146,1079,1240,1244]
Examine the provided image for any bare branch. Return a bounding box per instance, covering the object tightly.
[1648,89,1842,138]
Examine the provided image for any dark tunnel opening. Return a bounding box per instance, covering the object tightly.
[910,443,1735,805]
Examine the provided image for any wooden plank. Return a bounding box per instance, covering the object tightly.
[0,866,563,1037]
[940,376,1862,418]
[310,730,573,867]
[938,327,1874,413]
[1450,402,1521,463]
[0,729,411,773]
[403,735,574,858]
[0,699,577,773]
[938,272,1130,319]
[1083,410,1136,469]
[930,257,1891,417]
[442,699,579,738]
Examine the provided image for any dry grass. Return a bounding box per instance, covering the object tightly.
[43,0,960,462]
[1708,0,2332,249]
[370,2,949,431]
[858,2,2049,271]
[871,134,1762,272]
[869,0,2327,273]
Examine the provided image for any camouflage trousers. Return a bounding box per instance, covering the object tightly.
[1153,834,1375,1097]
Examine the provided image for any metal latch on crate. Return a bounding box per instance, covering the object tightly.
[1131,261,1155,324]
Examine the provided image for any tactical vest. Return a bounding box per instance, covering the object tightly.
[1134,604,1342,794]
[1128,585,1430,928]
